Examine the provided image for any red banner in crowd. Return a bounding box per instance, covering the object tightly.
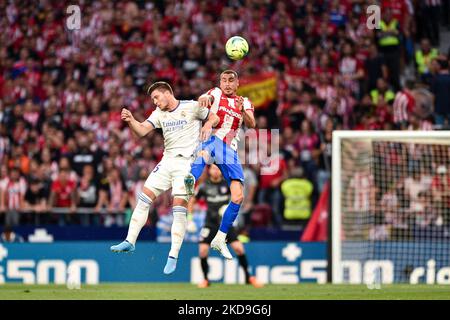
[237,72,277,108]
[301,181,329,242]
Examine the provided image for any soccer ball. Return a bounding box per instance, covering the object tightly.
[225,36,249,60]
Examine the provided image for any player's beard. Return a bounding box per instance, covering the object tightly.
[223,88,236,96]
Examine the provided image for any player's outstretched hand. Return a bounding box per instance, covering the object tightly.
[121,108,133,122]
[236,96,244,111]
[198,95,212,108]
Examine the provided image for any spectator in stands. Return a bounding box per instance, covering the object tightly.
[238,163,258,231]
[77,164,100,225]
[0,125,10,164]
[346,161,376,239]
[0,225,24,243]
[128,167,150,219]
[8,144,30,176]
[377,8,401,91]
[52,156,79,184]
[48,168,77,225]
[431,165,450,234]
[317,117,333,193]
[0,164,8,220]
[96,166,128,226]
[370,78,395,106]
[337,40,365,99]
[70,132,104,177]
[430,58,450,126]
[415,38,439,84]
[421,0,442,46]
[24,177,48,224]
[393,79,416,129]
[404,166,433,206]
[257,140,288,226]
[380,183,400,237]
[296,119,320,187]
[0,167,26,226]
[280,166,313,227]
[412,190,437,238]
[365,43,389,94]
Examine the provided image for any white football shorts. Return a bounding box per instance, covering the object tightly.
[144,155,192,199]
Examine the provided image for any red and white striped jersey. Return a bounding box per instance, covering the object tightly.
[202,87,254,151]
[2,177,26,210]
[348,171,374,211]
[393,90,415,124]
[130,180,145,203]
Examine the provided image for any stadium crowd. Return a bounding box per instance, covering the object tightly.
[1,0,450,236]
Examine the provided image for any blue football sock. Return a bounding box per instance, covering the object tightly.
[219,201,241,233]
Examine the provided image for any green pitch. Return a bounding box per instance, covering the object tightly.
[1,283,450,300]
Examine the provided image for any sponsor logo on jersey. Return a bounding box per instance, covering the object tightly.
[218,106,242,120]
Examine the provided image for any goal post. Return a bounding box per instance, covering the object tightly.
[331,130,450,285]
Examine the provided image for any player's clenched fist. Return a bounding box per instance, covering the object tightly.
[198,95,212,108]
[121,108,133,122]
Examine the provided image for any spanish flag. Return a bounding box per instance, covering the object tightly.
[237,72,277,108]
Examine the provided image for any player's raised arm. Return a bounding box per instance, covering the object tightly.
[198,87,221,112]
[198,94,213,108]
[237,96,256,128]
[121,107,154,138]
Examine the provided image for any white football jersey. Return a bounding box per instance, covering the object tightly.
[146,100,209,158]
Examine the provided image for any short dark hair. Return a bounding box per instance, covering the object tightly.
[438,58,449,70]
[405,79,416,90]
[220,70,239,79]
[147,81,174,96]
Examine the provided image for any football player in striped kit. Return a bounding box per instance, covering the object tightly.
[184,70,256,260]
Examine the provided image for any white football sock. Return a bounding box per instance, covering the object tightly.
[168,206,187,259]
[126,192,152,245]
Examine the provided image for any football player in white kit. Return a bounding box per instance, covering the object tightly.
[111,81,219,275]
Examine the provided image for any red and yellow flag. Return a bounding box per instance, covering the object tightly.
[237,72,277,108]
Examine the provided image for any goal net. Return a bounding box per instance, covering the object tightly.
[331,131,450,285]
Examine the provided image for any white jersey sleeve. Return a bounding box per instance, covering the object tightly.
[243,97,254,112]
[146,108,161,128]
[194,101,210,121]
[201,87,222,114]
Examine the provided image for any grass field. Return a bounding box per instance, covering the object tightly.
[2,283,450,300]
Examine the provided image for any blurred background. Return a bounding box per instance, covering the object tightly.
[1,0,450,285]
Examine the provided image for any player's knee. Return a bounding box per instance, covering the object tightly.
[231,242,244,255]
[230,180,244,204]
[234,247,244,256]
[199,246,209,257]
[231,192,244,204]
[142,187,157,201]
